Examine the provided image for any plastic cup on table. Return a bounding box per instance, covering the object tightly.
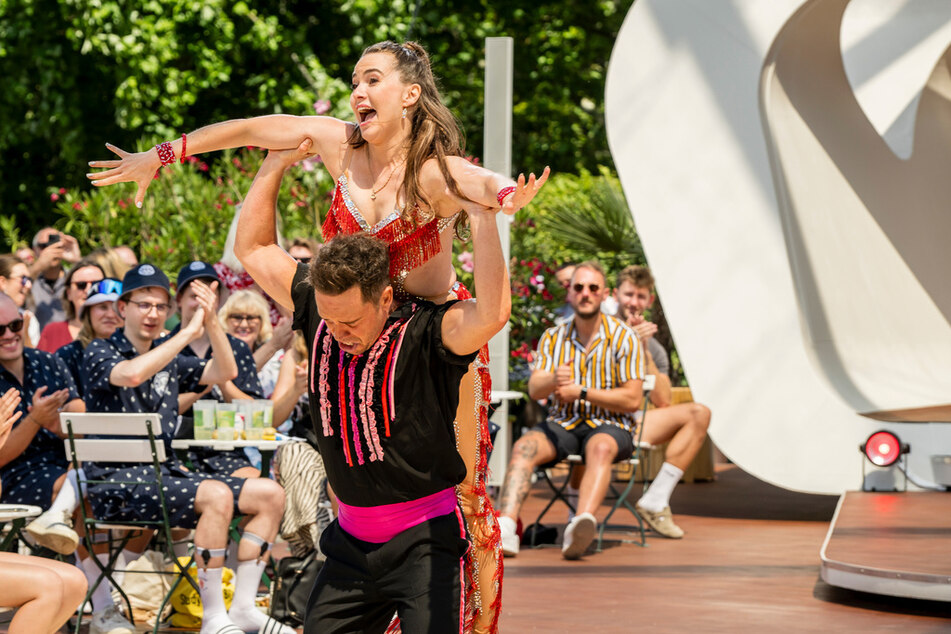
[193,401,217,441]
[216,403,237,440]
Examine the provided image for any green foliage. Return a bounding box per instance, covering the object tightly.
[49,146,333,276]
[1,0,633,231]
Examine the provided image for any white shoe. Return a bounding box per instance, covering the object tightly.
[90,604,134,634]
[562,512,597,560]
[25,508,79,555]
[499,515,519,557]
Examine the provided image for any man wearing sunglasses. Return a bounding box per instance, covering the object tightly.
[497,261,646,560]
[0,291,84,552]
[81,263,295,634]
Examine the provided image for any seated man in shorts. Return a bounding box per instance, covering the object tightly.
[82,263,294,634]
[497,261,645,560]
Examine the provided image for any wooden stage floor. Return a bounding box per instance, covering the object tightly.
[7,463,951,633]
[499,463,951,632]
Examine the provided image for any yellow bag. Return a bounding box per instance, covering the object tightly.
[168,556,235,624]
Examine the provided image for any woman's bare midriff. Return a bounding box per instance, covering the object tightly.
[401,229,459,304]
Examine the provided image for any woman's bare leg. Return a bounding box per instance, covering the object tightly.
[0,552,87,634]
[455,363,502,634]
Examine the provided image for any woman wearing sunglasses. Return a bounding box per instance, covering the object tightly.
[36,258,104,353]
[54,278,124,393]
[0,254,39,348]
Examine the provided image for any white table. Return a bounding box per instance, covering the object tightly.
[171,438,296,476]
[487,390,526,488]
[0,504,41,551]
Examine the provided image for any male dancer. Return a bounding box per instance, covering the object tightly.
[234,140,533,632]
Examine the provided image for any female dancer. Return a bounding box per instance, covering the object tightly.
[88,40,548,633]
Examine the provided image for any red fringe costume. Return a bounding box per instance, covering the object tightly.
[323,175,502,633]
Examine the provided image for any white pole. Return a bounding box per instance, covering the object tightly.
[483,37,514,489]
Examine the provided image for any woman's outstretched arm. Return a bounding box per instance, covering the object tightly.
[87,115,350,207]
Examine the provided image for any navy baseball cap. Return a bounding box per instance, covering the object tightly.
[176,261,220,294]
[120,263,170,300]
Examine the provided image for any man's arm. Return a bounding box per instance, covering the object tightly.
[195,283,238,385]
[234,143,310,311]
[528,369,557,401]
[645,354,672,407]
[440,208,511,355]
[109,321,201,387]
[555,378,643,414]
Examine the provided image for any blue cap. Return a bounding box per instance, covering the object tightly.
[176,261,219,294]
[120,263,170,300]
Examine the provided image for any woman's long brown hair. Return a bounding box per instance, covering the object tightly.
[347,41,472,227]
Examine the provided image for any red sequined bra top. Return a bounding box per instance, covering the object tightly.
[321,174,458,296]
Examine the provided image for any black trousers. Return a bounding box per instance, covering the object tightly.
[304,509,470,634]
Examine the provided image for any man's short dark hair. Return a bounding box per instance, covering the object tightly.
[308,234,391,303]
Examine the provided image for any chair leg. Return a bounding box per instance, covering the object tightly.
[596,472,647,552]
[529,464,576,548]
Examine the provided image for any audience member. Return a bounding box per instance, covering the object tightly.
[0,386,88,634]
[553,262,575,323]
[285,236,321,263]
[497,261,645,560]
[54,278,124,393]
[170,261,262,479]
[0,290,84,557]
[0,255,39,347]
[217,290,301,427]
[14,246,34,267]
[88,246,135,280]
[81,263,294,634]
[29,228,82,329]
[113,245,139,268]
[37,258,105,353]
[612,264,712,538]
[615,265,670,383]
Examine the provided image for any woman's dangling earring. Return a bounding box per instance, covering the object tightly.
[402,107,408,119]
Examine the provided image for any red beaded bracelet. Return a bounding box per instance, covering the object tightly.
[496,186,516,207]
[155,141,176,166]
[180,133,187,163]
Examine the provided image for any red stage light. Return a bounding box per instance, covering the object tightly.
[863,431,904,467]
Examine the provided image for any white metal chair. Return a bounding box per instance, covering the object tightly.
[62,412,198,634]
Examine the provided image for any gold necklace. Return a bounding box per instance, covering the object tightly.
[367,152,406,200]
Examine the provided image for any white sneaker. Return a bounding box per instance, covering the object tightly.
[25,508,79,555]
[499,515,520,557]
[89,604,134,634]
[562,512,597,560]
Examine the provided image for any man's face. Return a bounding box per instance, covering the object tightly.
[615,280,654,324]
[177,280,217,325]
[568,267,607,320]
[315,285,393,355]
[0,299,23,363]
[555,266,576,295]
[119,287,171,343]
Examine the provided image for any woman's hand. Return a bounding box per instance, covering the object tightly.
[87,143,162,208]
[500,166,550,215]
[0,387,21,451]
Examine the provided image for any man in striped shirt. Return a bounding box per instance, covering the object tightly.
[498,261,645,560]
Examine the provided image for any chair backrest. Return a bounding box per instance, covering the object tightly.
[61,412,166,464]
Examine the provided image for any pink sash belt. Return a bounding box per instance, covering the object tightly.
[337,487,458,543]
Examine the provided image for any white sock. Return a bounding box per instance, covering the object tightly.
[81,555,115,611]
[637,462,684,512]
[48,469,83,516]
[198,566,236,634]
[498,515,517,536]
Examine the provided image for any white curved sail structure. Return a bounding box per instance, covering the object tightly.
[606,0,951,493]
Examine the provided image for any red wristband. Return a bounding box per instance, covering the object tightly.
[155,141,175,166]
[497,186,516,207]
[180,133,187,163]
